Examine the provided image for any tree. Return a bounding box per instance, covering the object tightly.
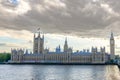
[0,53,11,63]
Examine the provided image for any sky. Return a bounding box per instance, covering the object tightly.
[0,0,120,54]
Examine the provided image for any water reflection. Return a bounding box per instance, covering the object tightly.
[0,65,119,80]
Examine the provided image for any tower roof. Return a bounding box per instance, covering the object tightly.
[65,37,67,44]
[110,32,114,39]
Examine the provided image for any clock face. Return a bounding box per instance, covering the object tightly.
[111,40,114,44]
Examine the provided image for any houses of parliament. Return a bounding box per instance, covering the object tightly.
[10,30,115,63]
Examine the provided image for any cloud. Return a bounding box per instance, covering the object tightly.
[0,42,32,52]
[0,43,6,46]
[0,29,32,41]
[0,0,31,15]
[0,42,24,48]
[100,3,119,17]
[0,0,120,38]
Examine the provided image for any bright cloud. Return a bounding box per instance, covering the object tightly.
[0,0,31,15]
[44,0,66,8]
[0,0,120,55]
[100,3,119,17]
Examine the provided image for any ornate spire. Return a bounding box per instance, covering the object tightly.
[110,32,114,39]
[64,37,68,53]
[65,37,67,44]
[34,33,35,38]
[37,28,41,38]
[42,34,44,39]
[38,31,40,37]
[59,45,60,49]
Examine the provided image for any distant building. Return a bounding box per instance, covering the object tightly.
[110,32,115,60]
[10,30,111,63]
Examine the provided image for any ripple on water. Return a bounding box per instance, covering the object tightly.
[0,65,120,80]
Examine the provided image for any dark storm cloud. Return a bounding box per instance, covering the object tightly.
[0,0,120,37]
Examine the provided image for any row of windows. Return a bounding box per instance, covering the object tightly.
[12,55,105,62]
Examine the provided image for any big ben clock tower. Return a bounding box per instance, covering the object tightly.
[110,32,115,60]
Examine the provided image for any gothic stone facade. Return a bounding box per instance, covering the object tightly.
[11,47,108,63]
[10,32,110,63]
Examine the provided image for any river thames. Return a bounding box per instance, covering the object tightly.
[0,65,120,80]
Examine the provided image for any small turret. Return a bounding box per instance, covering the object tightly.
[42,34,44,39]
[87,49,89,53]
[95,47,97,53]
[38,31,41,38]
[34,33,35,38]
[56,45,61,53]
[64,37,68,53]
[25,49,28,54]
[110,32,114,40]
[91,46,94,52]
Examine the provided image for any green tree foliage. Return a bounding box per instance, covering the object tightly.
[0,53,11,62]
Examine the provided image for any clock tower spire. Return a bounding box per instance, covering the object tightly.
[110,32,115,60]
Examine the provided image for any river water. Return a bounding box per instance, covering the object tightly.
[0,65,120,80]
